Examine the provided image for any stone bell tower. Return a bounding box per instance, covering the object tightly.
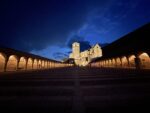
[72,42,80,59]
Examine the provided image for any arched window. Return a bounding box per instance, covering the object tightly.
[38,60,42,69]
[6,55,18,71]
[128,55,136,68]
[18,57,26,70]
[42,60,45,68]
[105,60,109,67]
[112,59,116,67]
[121,56,128,68]
[108,59,112,67]
[27,58,33,70]
[33,59,38,69]
[116,58,121,67]
[139,52,150,69]
[45,61,48,68]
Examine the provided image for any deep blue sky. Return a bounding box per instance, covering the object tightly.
[0,0,150,61]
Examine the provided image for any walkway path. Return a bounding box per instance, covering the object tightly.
[0,67,150,113]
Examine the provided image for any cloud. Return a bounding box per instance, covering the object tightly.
[0,0,89,52]
[0,0,113,52]
[53,52,68,61]
[31,45,71,60]
[1,0,150,61]
[72,0,145,44]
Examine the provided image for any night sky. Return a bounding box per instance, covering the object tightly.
[0,0,150,61]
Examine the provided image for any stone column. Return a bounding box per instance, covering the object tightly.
[16,60,19,71]
[4,58,8,72]
[25,59,28,70]
[32,61,33,70]
[135,57,142,69]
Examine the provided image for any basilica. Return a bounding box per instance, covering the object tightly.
[69,42,102,66]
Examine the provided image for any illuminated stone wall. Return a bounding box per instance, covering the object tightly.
[0,53,5,72]
[72,42,80,59]
[69,42,103,66]
[6,55,18,71]
[91,52,150,69]
[90,44,102,58]
[0,48,73,73]
[18,57,26,70]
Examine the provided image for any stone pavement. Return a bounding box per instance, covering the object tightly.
[0,67,150,113]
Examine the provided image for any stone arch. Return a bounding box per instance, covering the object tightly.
[101,61,104,67]
[57,63,60,67]
[116,57,121,67]
[48,61,50,68]
[51,62,53,68]
[138,52,150,69]
[33,59,38,69]
[38,60,42,69]
[112,59,116,67]
[18,57,27,70]
[103,60,106,67]
[105,60,109,67]
[47,61,49,68]
[54,62,56,68]
[42,60,45,68]
[52,62,54,68]
[99,62,102,67]
[50,62,53,68]
[46,61,48,68]
[53,62,56,68]
[27,58,33,70]
[128,55,136,68]
[49,61,52,68]
[6,55,18,71]
[121,56,129,68]
[45,61,48,68]
[0,53,6,72]
[108,59,112,67]
[49,62,52,67]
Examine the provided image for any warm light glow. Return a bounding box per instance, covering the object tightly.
[139,52,150,69]
[0,53,5,72]
[108,59,112,67]
[42,60,45,68]
[38,60,42,69]
[140,53,149,57]
[70,42,102,66]
[45,61,48,68]
[112,59,116,67]
[106,60,109,67]
[121,56,128,68]
[116,58,121,67]
[18,57,26,70]
[128,55,136,68]
[33,59,38,69]
[6,55,18,71]
[27,58,33,70]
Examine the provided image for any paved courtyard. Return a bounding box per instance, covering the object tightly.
[0,67,150,113]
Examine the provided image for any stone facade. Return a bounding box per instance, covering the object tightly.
[69,42,102,66]
[0,46,72,72]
